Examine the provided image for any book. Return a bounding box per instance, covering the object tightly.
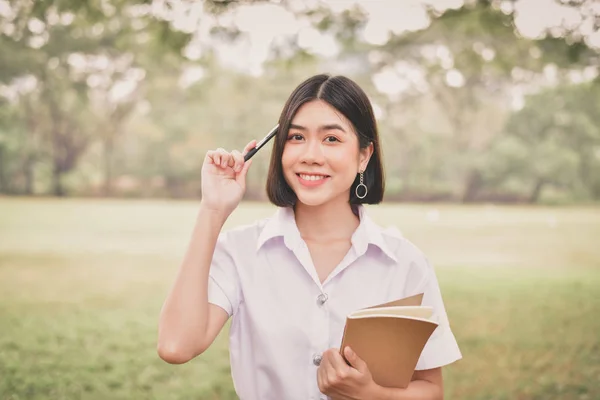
[339,293,438,389]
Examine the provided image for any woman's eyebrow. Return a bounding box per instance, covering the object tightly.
[289,123,307,131]
[289,123,346,133]
[321,123,346,133]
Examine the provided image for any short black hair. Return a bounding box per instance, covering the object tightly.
[266,74,385,207]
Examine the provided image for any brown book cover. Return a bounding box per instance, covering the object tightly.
[339,293,438,389]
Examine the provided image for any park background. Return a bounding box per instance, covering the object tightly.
[1,0,599,399]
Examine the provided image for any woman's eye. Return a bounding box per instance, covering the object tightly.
[288,134,303,141]
[325,136,339,143]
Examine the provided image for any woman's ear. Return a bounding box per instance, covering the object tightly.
[359,142,374,172]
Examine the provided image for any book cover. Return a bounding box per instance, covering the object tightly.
[339,293,438,388]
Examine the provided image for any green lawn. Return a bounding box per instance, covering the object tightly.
[1,198,599,400]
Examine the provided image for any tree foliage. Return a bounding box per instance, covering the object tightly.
[1,0,599,203]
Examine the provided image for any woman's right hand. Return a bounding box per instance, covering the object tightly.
[200,140,257,218]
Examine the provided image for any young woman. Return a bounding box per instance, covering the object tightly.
[157,74,462,400]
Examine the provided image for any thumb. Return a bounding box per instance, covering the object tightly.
[344,346,368,373]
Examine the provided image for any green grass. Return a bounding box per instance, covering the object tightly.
[1,198,599,400]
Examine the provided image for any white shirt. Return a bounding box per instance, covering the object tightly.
[208,205,462,400]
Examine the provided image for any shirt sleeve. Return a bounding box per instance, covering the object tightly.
[412,258,462,371]
[207,231,241,317]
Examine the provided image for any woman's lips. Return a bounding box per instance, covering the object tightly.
[296,173,330,187]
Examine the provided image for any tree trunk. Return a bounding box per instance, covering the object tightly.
[461,169,483,203]
[0,146,5,194]
[24,156,34,195]
[528,179,545,203]
[103,137,113,196]
[53,164,64,197]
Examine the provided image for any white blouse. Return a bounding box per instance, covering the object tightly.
[207,205,462,400]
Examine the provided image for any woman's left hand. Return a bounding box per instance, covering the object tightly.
[317,346,377,400]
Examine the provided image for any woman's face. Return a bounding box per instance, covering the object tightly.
[281,100,373,207]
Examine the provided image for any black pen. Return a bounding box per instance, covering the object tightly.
[244,124,280,162]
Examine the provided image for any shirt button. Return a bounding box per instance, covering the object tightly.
[313,353,322,366]
[316,293,328,306]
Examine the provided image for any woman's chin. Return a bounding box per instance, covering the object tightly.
[294,192,329,207]
[295,190,346,208]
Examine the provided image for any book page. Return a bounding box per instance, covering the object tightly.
[349,306,434,320]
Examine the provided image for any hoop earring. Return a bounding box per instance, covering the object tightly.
[355,171,368,199]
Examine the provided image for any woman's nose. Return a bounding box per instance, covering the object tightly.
[300,139,325,164]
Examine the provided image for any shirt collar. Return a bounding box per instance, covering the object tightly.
[257,206,303,251]
[257,205,397,262]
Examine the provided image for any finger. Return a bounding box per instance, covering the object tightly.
[214,148,226,168]
[220,151,231,168]
[209,150,221,166]
[236,159,252,184]
[344,346,368,374]
[323,350,340,383]
[319,350,331,371]
[328,348,348,372]
[231,150,244,172]
[226,153,236,169]
[206,151,216,165]
[242,140,257,157]
[317,364,326,393]
[326,361,338,387]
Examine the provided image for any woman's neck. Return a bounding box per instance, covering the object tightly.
[293,197,360,241]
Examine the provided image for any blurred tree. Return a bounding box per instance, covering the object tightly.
[370,1,599,202]
[293,0,598,202]
[0,0,190,195]
[1,0,599,202]
[489,80,600,202]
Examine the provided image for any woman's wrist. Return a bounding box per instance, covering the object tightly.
[198,202,230,226]
[363,381,385,400]
[363,382,404,400]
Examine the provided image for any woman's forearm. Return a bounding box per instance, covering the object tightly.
[157,204,228,363]
[367,379,443,400]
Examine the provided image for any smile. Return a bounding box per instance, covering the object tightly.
[296,173,330,187]
[298,173,328,181]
